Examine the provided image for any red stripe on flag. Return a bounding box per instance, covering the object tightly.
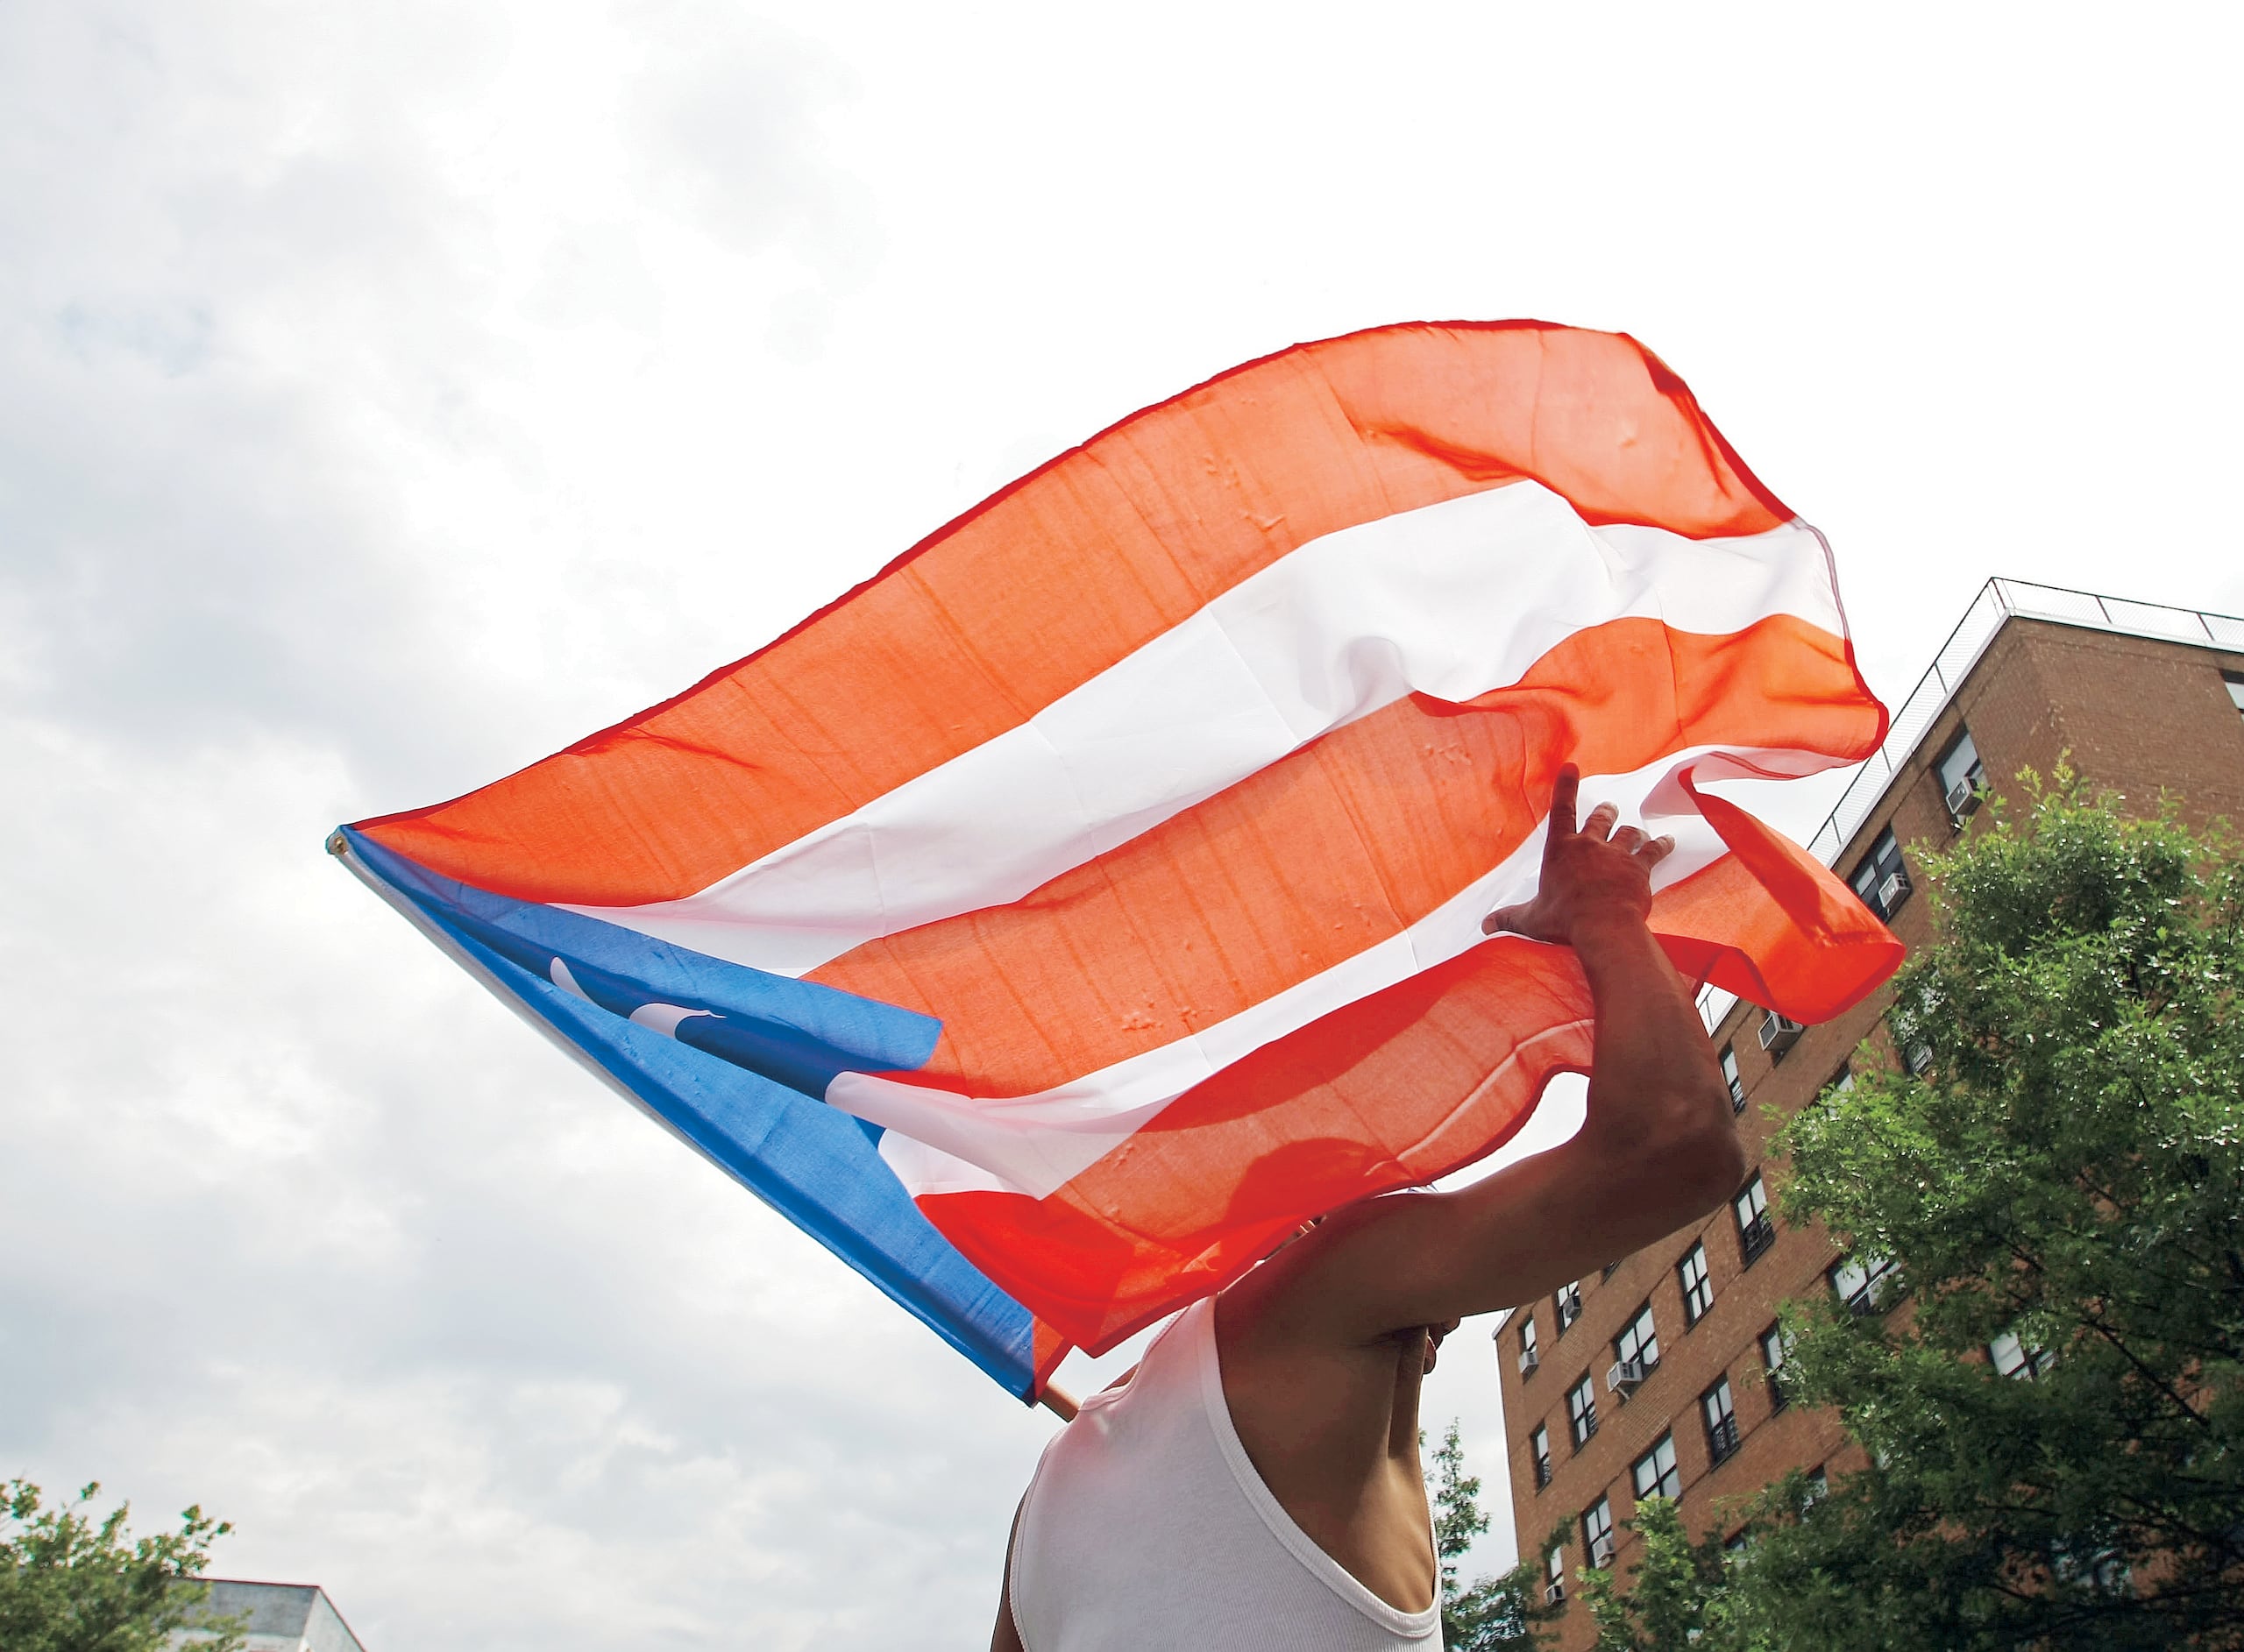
[1651,776,1906,1023]
[356,323,1791,905]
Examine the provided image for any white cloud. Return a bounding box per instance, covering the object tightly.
[4,1,2240,1646]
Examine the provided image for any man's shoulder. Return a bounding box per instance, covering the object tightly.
[1217,1191,1445,1346]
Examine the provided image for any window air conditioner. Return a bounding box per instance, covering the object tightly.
[1606,1358,1647,1397]
[1589,1535,1616,1570]
[1877,869,1907,911]
[1945,777,1980,819]
[1545,1581,1566,1606]
[1518,1346,1540,1377]
[1758,1013,1804,1055]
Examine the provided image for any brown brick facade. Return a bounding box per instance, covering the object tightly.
[1497,613,2244,1646]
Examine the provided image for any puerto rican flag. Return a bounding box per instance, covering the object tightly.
[334,322,1901,1402]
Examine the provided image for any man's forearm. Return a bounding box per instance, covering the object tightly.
[1572,914,1739,1186]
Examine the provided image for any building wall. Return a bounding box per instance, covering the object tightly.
[168,1580,369,1652]
[1498,615,2244,1648]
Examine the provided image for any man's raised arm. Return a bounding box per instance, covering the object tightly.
[1241,765,1744,1342]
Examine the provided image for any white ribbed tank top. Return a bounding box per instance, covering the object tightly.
[1009,1297,1443,1651]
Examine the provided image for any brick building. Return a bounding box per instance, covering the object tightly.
[1494,579,2244,1646]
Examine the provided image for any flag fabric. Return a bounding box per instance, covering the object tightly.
[336,321,1900,1402]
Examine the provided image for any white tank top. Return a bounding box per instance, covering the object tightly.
[1010,1297,1443,1651]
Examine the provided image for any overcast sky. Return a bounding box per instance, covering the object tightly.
[4,3,2240,1648]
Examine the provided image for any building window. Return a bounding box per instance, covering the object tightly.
[1903,1036,1934,1076]
[1613,1301,1660,1375]
[1760,1322,1795,1412]
[1545,1544,1568,1606]
[1703,1378,1741,1465]
[1937,728,1985,822]
[1517,1313,1539,1378]
[1679,1242,1715,1326]
[1803,1464,1829,1508]
[1989,1329,2054,1381]
[1850,827,1912,920]
[1831,1251,1899,1315]
[1582,1497,1616,1569]
[1555,1280,1583,1334]
[1734,1174,1775,1266]
[1530,1422,1552,1489]
[2227,671,2244,715]
[1631,1434,1681,1503]
[1720,1045,1744,1112]
[1566,1374,1599,1448]
[1826,1063,1854,1099]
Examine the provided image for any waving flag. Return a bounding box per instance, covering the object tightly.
[334,322,1900,1401]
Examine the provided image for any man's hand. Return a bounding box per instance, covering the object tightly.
[1481,764,1673,946]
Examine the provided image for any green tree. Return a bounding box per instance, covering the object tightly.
[1580,1498,1727,1650]
[0,1479,245,1652]
[1430,1420,1490,1610]
[1426,1420,1562,1648]
[1579,774,2244,1648]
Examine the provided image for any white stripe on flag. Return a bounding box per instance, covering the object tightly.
[840,744,1800,1200]
[562,485,1843,976]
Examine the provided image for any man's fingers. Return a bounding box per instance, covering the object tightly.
[1581,800,1619,842]
[1481,905,1521,936]
[1546,765,1580,840]
[1637,834,1677,865]
[1610,824,1646,855]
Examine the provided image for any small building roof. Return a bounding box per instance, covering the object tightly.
[170,1578,367,1652]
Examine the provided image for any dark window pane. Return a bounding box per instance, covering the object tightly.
[1703,1379,1740,1464]
[1679,1243,1714,1325]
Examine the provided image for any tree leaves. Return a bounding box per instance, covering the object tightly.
[1426,1419,1560,1648]
[0,1479,245,1652]
[1585,776,2244,1649]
